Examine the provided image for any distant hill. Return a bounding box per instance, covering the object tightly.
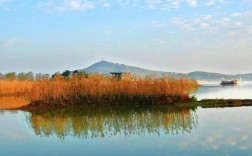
[79,60,252,80]
[188,71,252,80]
[80,60,180,76]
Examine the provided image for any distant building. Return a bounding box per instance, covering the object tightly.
[110,72,131,80]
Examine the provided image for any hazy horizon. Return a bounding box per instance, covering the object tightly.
[1,0,252,74]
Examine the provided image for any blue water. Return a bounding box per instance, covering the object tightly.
[195,81,252,100]
[0,83,252,156]
[0,106,252,156]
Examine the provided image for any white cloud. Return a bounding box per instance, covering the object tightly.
[205,0,225,6]
[0,39,29,48]
[170,12,252,37]
[170,1,181,8]
[100,0,111,8]
[36,0,230,12]
[235,22,243,27]
[231,12,242,17]
[144,0,183,9]
[221,18,230,24]
[203,15,213,20]
[39,0,95,12]
[0,0,11,4]
[205,0,215,6]
[187,0,198,7]
[200,23,209,29]
[145,0,161,9]
[117,0,139,7]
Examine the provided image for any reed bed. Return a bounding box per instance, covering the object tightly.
[0,80,33,95]
[30,74,198,106]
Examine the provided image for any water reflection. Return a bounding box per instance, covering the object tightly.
[0,96,30,109]
[25,106,197,139]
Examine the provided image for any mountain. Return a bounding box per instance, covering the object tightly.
[79,60,252,80]
[80,60,179,76]
[188,71,252,80]
[188,71,227,80]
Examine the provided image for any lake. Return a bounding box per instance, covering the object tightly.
[195,81,252,100]
[0,82,252,156]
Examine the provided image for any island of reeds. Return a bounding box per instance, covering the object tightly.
[1,71,252,109]
[0,71,198,108]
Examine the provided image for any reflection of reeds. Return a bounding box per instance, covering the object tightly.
[30,74,198,106]
[26,106,198,139]
[0,80,33,95]
[0,96,31,109]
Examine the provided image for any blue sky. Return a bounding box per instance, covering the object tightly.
[0,0,252,74]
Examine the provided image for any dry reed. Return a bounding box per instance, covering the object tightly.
[0,80,33,95]
[30,74,198,106]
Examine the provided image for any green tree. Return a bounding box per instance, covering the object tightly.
[72,70,79,74]
[0,73,4,79]
[17,72,34,81]
[61,70,71,77]
[27,72,34,81]
[52,72,62,79]
[17,72,27,80]
[72,70,88,78]
[36,73,50,80]
[5,72,16,80]
[78,71,88,78]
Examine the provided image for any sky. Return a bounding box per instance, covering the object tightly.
[0,0,252,74]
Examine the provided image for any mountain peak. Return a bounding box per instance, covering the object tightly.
[78,60,252,80]
[80,60,167,75]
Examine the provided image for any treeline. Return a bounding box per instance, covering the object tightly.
[51,70,88,79]
[0,70,88,81]
[0,72,49,81]
[0,70,88,95]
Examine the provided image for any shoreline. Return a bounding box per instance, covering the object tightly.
[16,99,252,111]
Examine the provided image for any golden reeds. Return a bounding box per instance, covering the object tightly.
[30,74,198,106]
[0,80,33,95]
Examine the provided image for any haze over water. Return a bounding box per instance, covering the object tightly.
[196,81,252,100]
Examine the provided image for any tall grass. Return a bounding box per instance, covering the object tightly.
[0,80,33,95]
[30,74,198,106]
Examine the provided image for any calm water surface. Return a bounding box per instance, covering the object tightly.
[0,106,252,156]
[195,81,252,100]
[0,83,252,156]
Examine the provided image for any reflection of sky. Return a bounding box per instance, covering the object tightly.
[195,81,252,100]
[1,107,252,156]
